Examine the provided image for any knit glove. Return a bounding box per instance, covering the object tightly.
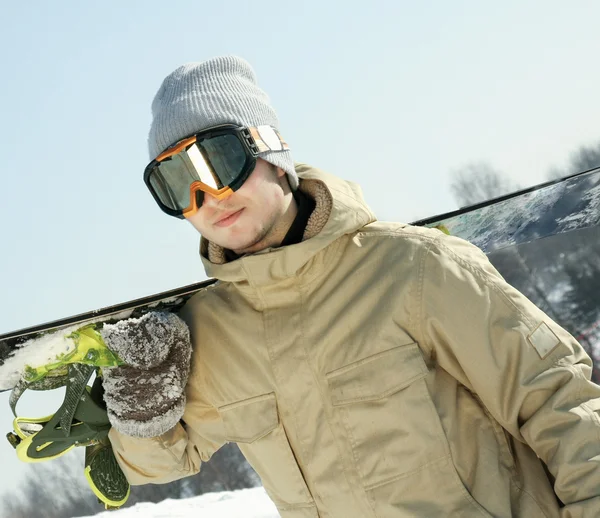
[99,312,192,438]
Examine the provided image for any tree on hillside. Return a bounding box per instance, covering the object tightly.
[548,141,600,180]
[1,443,259,517]
[562,249,600,343]
[449,162,521,207]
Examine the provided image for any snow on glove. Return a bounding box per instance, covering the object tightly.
[99,312,192,438]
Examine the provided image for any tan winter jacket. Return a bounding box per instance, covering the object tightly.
[110,165,600,517]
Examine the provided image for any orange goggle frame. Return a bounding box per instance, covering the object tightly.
[144,124,289,219]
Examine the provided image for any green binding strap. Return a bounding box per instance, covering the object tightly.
[5,325,130,509]
[9,372,70,418]
[11,364,111,462]
[7,322,124,446]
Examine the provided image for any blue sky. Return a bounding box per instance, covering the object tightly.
[1,0,599,507]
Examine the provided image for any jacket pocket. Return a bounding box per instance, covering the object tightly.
[326,342,449,489]
[219,393,318,518]
[327,343,494,516]
[328,342,429,406]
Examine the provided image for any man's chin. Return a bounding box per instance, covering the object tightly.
[210,224,271,255]
[211,234,261,256]
[229,233,270,256]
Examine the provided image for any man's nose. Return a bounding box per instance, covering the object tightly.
[200,191,219,207]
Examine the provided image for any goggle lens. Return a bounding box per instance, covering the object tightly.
[148,134,248,212]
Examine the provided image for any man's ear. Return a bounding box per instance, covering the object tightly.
[276,167,293,193]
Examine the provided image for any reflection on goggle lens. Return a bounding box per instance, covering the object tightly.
[150,134,248,211]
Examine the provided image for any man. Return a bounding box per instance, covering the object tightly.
[102,56,600,516]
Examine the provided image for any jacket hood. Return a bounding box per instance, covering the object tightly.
[199,164,376,286]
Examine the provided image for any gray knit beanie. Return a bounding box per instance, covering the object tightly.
[148,56,298,190]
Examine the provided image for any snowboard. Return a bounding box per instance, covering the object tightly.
[1,166,599,392]
[0,280,216,393]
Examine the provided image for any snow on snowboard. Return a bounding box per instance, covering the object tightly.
[1,166,599,393]
[0,280,216,393]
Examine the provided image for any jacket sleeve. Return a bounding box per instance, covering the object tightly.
[415,233,600,516]
[109,422,203,485]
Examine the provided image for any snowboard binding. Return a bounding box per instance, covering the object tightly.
[5,325,130,509]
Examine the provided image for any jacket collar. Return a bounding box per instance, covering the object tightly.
[199,164,376,286]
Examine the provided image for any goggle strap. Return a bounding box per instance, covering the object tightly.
[249,126,290,153]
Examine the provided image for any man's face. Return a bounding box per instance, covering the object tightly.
[186,159,292,255]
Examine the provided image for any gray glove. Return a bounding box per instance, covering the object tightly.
[99,312,192,438]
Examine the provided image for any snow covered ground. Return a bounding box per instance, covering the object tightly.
[82,488,280,518]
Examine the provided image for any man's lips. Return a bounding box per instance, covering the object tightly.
[214,209,244,227]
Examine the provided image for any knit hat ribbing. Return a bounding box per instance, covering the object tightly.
[148,56,298,190]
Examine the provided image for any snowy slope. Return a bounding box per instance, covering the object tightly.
[82,488,280,518]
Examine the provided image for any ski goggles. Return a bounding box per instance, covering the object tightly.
[143,124,289,219]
